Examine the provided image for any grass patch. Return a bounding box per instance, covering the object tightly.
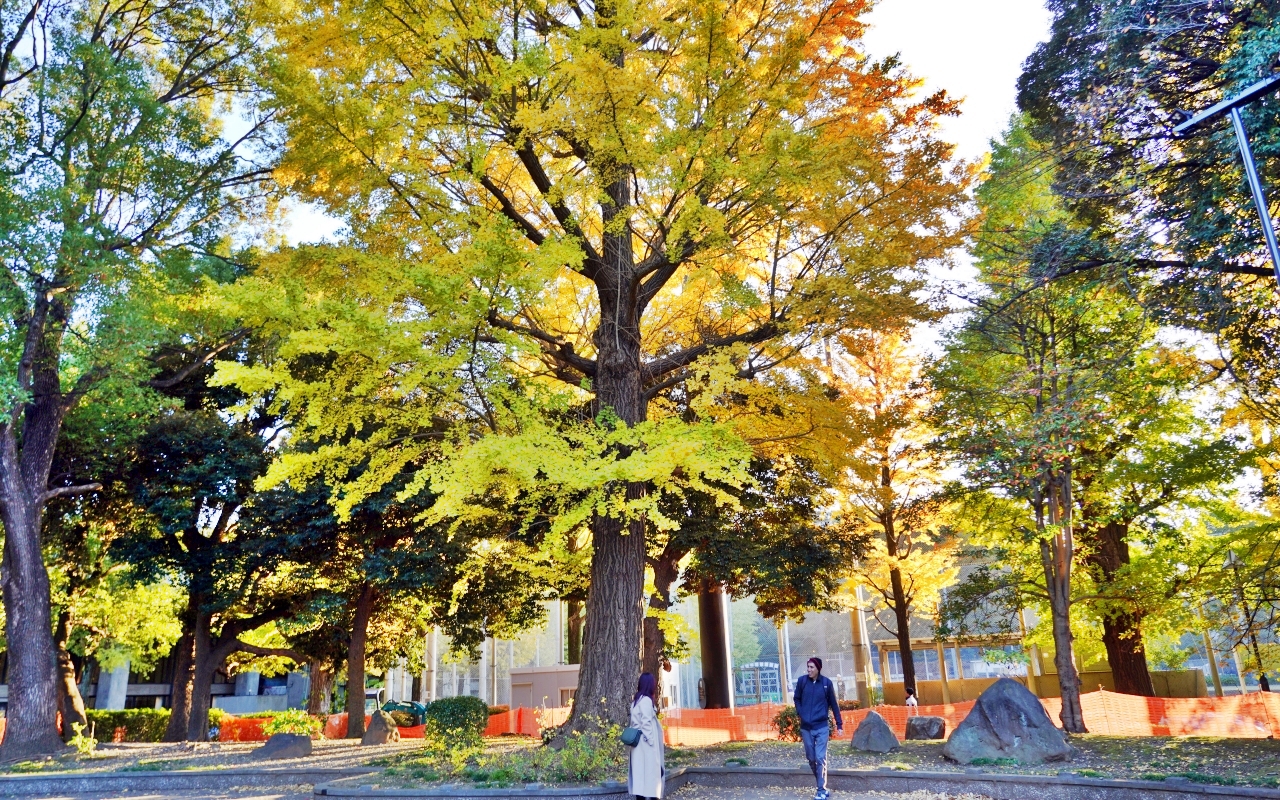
[121,759,189,772]
[723,757,748,766]
[1073,768,1109,778]
[4,760,56,774]
[377,725,625,789]
[969,757,1018,767]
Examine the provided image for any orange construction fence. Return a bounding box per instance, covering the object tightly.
[205,690,1280,746]
[1041,689,1280,738]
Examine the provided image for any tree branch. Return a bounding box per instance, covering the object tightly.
[478,174,546,246]
[1049,256,1273,280]
[643,322,779,381]
[487,310,597,378]
[41,482,102,503]
[148,328,250,389]
[229,641,304,663]
[511,140,602,271]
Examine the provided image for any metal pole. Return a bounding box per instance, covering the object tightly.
[722,592,735,714]
[1230,106,1280,282]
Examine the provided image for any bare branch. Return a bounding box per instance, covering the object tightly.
[41,482,101,503]
[478,174,546,246]
[487,310,597,377]
[148,328,250,389]
[643,322,779,381]
[229,641,305,663]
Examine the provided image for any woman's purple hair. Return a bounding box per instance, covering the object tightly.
[633,672,657,706]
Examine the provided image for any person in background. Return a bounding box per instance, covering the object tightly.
[793,657,843,800]
[629,672,665,800]
[905,686,919,716]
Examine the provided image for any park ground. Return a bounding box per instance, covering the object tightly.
[3,735,1279,798]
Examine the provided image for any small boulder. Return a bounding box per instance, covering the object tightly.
[252,732,312,760]
[850,711,899,753]
[905,715,946,740]
[942,677,1073,765]
[361,710,401,745]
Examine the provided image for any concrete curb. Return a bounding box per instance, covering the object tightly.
[313,766,1280,799]
[0,766,378,796]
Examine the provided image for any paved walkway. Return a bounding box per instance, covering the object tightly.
[30,789,311,800]
[673,787,991,800]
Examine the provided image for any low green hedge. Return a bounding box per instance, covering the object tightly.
[86,709,169,742]
[424,695,489,736]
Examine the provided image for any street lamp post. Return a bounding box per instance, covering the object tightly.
[1223,550,1270,692]
[1174,73,1280,282]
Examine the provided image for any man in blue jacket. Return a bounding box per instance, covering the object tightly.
[793,657,843,800]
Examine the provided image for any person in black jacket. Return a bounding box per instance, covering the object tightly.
[793,657,843,800]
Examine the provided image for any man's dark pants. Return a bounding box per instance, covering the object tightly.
[799,725,829,794]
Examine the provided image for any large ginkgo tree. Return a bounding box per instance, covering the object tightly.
[253,0,969,730]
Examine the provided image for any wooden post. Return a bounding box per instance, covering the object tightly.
[848,595,872,707]
[1197,610,1223,697]
[935,641,951,704]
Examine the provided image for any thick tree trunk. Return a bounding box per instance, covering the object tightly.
[565,599,584,665]
[889,567,916,698]
[163,622,196,742]
[1100,613,1155,696]
[1084,520,1154,696]
[54,609,88,741]
[0,499,65,759]
[567,166,647,731]
[697,581,731,709]
[0,289,78,760]
[308,660,333,715]
[346,583,376,739]
[186,612,217,742]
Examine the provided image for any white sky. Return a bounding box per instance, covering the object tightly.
[862,0,1054,164]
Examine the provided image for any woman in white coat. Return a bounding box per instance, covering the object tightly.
[628,672,665,800]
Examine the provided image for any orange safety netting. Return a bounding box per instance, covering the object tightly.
[209,690,1280,746]
[218,716,269,742]
[1041,690,1280,738]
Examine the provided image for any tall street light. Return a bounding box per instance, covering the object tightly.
[1175,73,1280,282]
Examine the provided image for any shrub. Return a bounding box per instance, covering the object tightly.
[487,705,509,715]
[425,696,490,737]
[772,706,837,741]
[262,708,323,737]
[838,699,860,710]
[207,708,227,730]
[86,709,170,742]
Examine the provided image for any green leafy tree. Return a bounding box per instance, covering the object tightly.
[0,0,269,758]
[934,118,1251,711]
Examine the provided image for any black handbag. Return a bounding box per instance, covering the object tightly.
[620,726,642,747]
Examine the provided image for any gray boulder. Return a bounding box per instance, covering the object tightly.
[905,715,946,740]
[361,709,401,745]
[252,732,312,760]
[942,677,1073,765]
[850,711,899,753]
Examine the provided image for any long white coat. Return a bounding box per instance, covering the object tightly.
[627,695,665,799]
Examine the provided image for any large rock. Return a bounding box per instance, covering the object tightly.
[850,711,899,753]
[361,709,401,745]
[252,732,312,760]
[942,677,1073,765]
[905,715,946,740]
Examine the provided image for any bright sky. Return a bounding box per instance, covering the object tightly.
[862,0,1054,164]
